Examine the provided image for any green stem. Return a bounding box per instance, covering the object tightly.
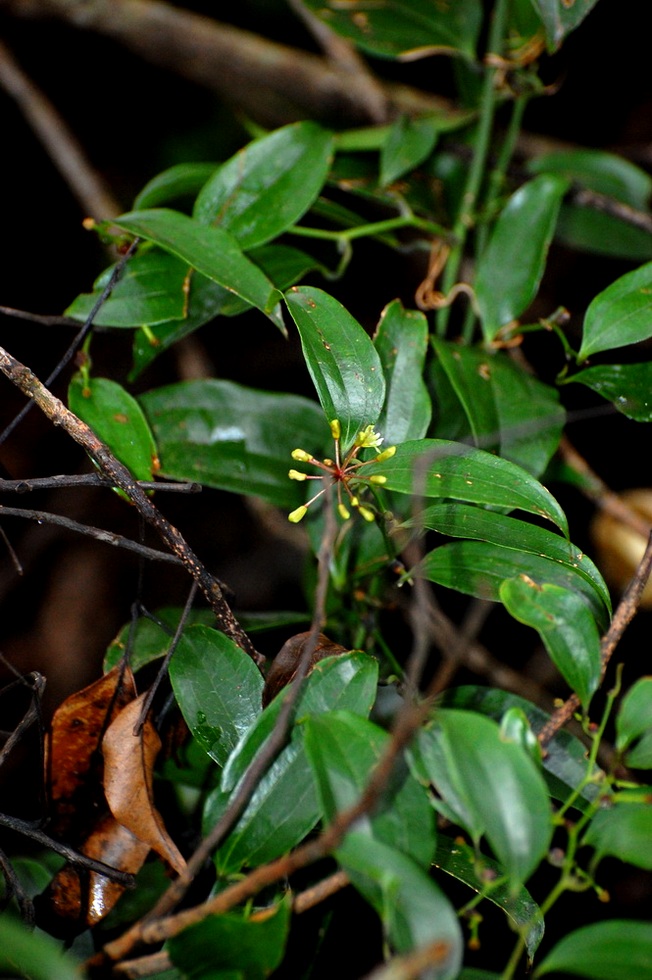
[289,213,448,244]
[437,0,510,338]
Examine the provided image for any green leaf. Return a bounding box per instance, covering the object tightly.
[534,920,652,979]
[65,249,188,327]
[530,0,601,52]
[416,541,608,629]
[500,578,601,707]
[194,122,334,249]
[363,439,569,534]
[527,150,652,208]
[304,711,436,868]
[405,502,610,614]
[554,203,652,260]
[285,286,386,449]
[139,379,327,508]
[380,114,438,186]
[303,0,483,61]
[568,362,652,421]
[130,243,322,378]
[104,607,217,672]
[336,832,463,979]
[134,162,219,210]
[583,804,652,871]
[475,175,568,341]
[441,686,601,810]
[168,896,290,980]
[434,839,544,959]
[411,710,553,886]
[579,261,652,361]
[616,677,652,754]
[169,625,264,767]
[430,339,565,476]
[68,375,158,481]
[374,299,431,443]
[113,208,284,331]
[0,915,81,980]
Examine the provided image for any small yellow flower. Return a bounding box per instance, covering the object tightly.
[355,424,384,450]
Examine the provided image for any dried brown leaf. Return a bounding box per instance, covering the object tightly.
[262,632,346,707]
[102,693,186,875]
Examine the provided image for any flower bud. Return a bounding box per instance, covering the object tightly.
[288,469,307,481]
[369,474,387,485]
[338,503,351,520]
[288,505,308,523]
[329,419,341,440]
[291,449,312,463]
[375,445,396,462]
[358,505,375,522]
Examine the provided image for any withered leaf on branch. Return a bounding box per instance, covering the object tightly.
[102,692,187,875]
[262,632,347,707]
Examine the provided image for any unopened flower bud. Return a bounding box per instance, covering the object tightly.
[338,503,351,520]
[329,419,341,440]
[375,445,396,462]
[288,469,308,481]
[369,474,387,485]
[291,449,312,463]
[358,505,375,522]
[288,505,308,523]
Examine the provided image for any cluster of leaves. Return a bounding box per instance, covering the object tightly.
[4,1,652,978]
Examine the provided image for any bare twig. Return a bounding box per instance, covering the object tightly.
[0,38,120,220]
[0,346,260,665]
[0,473,201,493]
[362,940,454,980]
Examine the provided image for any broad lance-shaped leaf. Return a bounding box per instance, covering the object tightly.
[194,121,334,249]
[69,375,159,482]
[579,261,652,361]
[134,162,218,210]
[568,362,652,421]
[475,174,568,342]
[405,502,610,615]
[374,299,431,443]
[336,832,463,980]
[285,286,386,450]
[500,577,601,708]
[583,803,652,871]
[139,379,328,509]
[102,693,186,874]
[304,711,436,869]
[362,438,568,534]
[169,624,264,767]
[534,920,652,979]
[527,149,652,209]
[409,709,553,888]
[380,114,438,187]
[530,0,601,52]
[113,208,285,331]
[616,677,652,758]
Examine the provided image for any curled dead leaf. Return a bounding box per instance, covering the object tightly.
[102,692,187,875]
[262,632,347,707]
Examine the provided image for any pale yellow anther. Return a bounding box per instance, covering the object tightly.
[291,449,312,463]
[329,419,341,440]
[288,469,308,481]
[288,505,308,523]
[375,445,396,462]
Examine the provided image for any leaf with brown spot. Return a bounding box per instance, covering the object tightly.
[262,632,347,707]
[102,693,187,875]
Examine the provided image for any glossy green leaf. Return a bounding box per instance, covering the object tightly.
[411,710,553,886]
[304,0,482,60]
[430,339,565,476]
[113,208,284,330]
[475,175,568,341]
[169,625,264,767]
[530,0,601,52]
[373,299,431,443]
[579,261,652,361]
[194,122,334,249]
[130,244,323,378]
[534,920,652,979]
[304,711,435,868]
[416,541,607,628]
[623,732,652,769]
[285,286,386,449]
[405,502,610,614]
[134,162,219,210]
[363,439,569,534]
[68,375,158,481]
[440,686,601,810]
[104,607,217,672]
[569,362,652,421]
[500,707,543,766]
[434,839,544,959]
[527,150,652,208]
[583,804,652,871]
[616,677,652,753]
[168,896,290,980]
[554,203,652,260]
[0,915,81,980]
[65,249,188,327]
[139,379,327,508]
[380,114,438,186]
[500,578,601,707]
[336,832,463,979]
